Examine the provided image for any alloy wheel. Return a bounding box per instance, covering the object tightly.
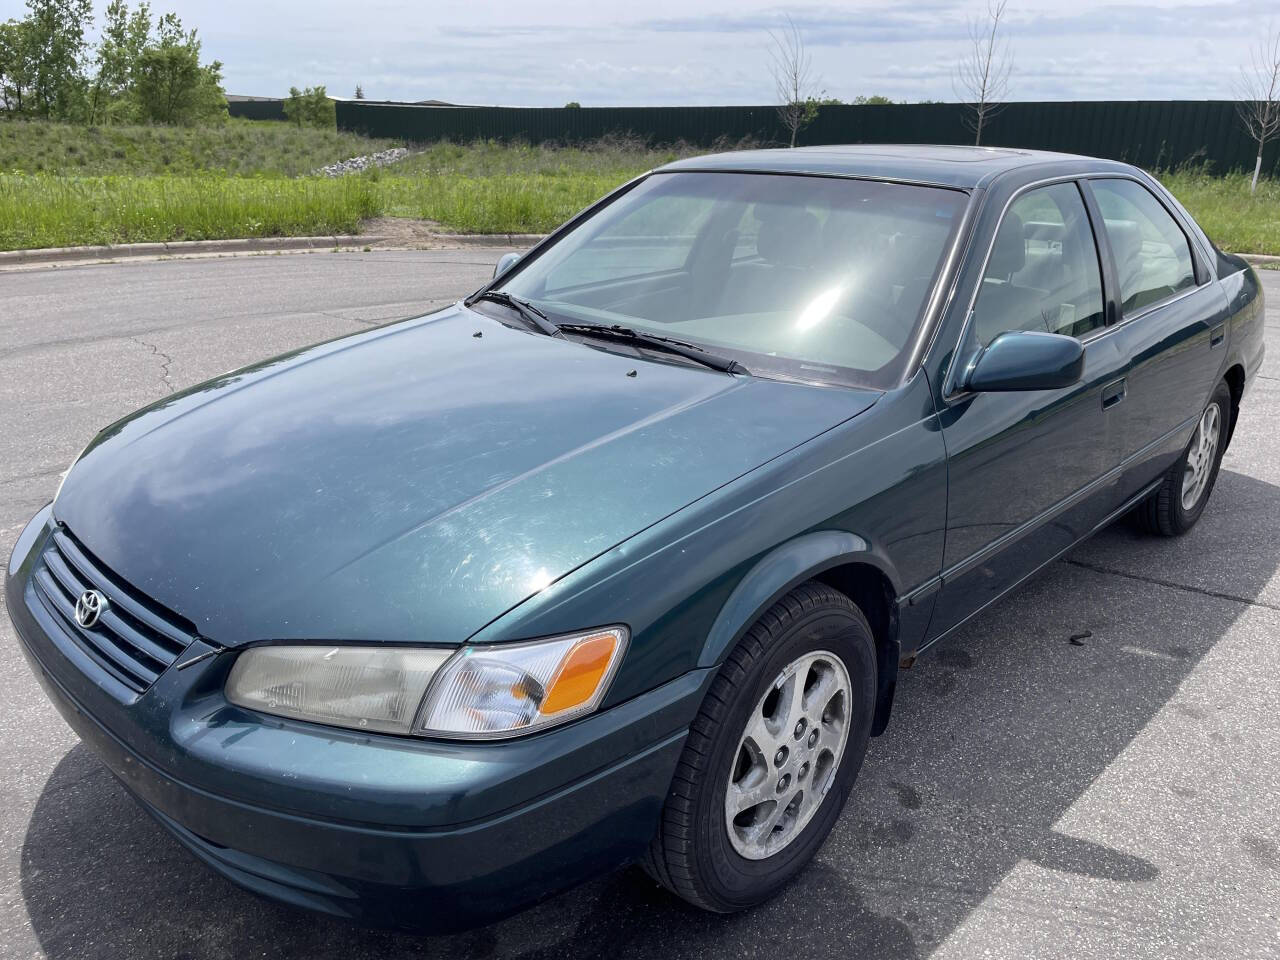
[1181,403,1221,511]
[724,650,851,860]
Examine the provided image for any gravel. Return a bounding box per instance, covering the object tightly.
[316,148,410,177]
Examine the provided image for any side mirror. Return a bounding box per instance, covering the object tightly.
[493,252,521,279]
[966,331,1084,392]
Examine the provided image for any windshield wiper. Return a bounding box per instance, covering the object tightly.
[466,297,748,376]
[555,322,750,375]
[469,290,562,338]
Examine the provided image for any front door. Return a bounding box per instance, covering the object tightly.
[930,180,1124,638]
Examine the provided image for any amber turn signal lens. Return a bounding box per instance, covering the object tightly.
[540,632,619,716]
[416,626,629,739]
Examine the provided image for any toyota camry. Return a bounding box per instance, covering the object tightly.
[5,144,1265,931]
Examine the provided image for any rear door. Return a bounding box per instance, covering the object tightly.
[1083,177,1230,503]
[930,180,1125,637]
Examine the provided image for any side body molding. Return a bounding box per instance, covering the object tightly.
[697,530,872,669]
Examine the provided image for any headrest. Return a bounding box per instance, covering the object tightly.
[1023,220,1067,243]
[1106,219,1142,266]
[755,206,821,268]
[987,211,1025,278]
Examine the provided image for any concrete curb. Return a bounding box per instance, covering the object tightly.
[0,232,546,267]
[0,235,389,267]
[429,233,547,247]
[1241,253,1280,265]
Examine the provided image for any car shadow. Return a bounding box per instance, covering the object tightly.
[19,468,1280,960]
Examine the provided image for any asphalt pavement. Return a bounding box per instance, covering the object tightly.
[1,251,1277,960]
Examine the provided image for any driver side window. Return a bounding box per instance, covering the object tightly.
[969,182,1105,348]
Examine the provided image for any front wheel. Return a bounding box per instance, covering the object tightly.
[1133,380,1231,536]
[642,581,876,912]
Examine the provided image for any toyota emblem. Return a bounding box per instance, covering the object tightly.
[75,590,107,629]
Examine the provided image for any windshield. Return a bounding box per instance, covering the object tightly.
[495,171,968,388]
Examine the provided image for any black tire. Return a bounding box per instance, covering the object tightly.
[1132,380,1231,537]
[642,581,876,912]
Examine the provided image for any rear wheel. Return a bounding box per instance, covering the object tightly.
[643,581,876,912]
[1132,380,1231,536]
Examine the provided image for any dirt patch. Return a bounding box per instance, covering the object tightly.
[358,218,542,250]
[358,217,458,249]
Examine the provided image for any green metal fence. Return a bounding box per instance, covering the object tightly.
[334,99,1279,175]
[228,99,286,122]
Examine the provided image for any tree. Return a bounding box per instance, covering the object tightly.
[284,85,336,129]
[354,83,365,100]
[87,0,152,124]
[854,94,894,105]
[1236,25,1280,194]
[953,0,1012,146]
[2,1,223,125]
[2,0,94,120]
[563,100,581,108]
[132,13,225,125]
[769,15,820,148]
[0,18,36,113]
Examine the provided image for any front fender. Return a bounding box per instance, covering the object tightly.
[697,530,883,668]
[699,529,906,737]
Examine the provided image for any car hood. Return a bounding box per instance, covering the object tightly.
[53,305,879,646]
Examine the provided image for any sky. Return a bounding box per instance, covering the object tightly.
[2,0,1274,105]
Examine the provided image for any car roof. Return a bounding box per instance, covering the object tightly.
[657,143,1135,190]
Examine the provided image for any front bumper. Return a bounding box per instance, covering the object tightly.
[6,508,708,931]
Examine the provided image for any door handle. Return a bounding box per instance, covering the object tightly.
[1210,323,1226,348]
[1101,378,1127,410]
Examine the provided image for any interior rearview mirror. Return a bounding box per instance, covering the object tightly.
[965,331,1085,393]
[493,252,522,279]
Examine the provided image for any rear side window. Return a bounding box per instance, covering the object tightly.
[969,182,1106,348]
[1091,179,1196,315]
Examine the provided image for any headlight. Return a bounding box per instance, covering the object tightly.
[226,645,452,735]
[418,626,628,739]
[224,626,628,740]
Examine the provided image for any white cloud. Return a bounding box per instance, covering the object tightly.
[69,0,1266,104]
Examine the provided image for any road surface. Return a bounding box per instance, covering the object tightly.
[1,251,1277,960]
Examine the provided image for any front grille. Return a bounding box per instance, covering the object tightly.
[30,527,198,694]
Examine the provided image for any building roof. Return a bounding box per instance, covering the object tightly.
[659,143,1129,189]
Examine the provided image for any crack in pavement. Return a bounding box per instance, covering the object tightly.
[0,300,430,360]
[0,466,64,487]
[317,304,448,328]
[340,314,384,327]
[316,309,382,327]
[1063,557,1280,612]
[129,336,175,395]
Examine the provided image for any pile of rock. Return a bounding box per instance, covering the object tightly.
[316,148,410,177]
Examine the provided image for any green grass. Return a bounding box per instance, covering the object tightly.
[1,120,1277,253]
[0,119,398,177]
[390,136,691,178]
[368,136,717,233]
[0,175,379,249]
[1159,170,1280,256]
[0,171,627,246]
[375,172,638,232]
[0,127,695,247]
